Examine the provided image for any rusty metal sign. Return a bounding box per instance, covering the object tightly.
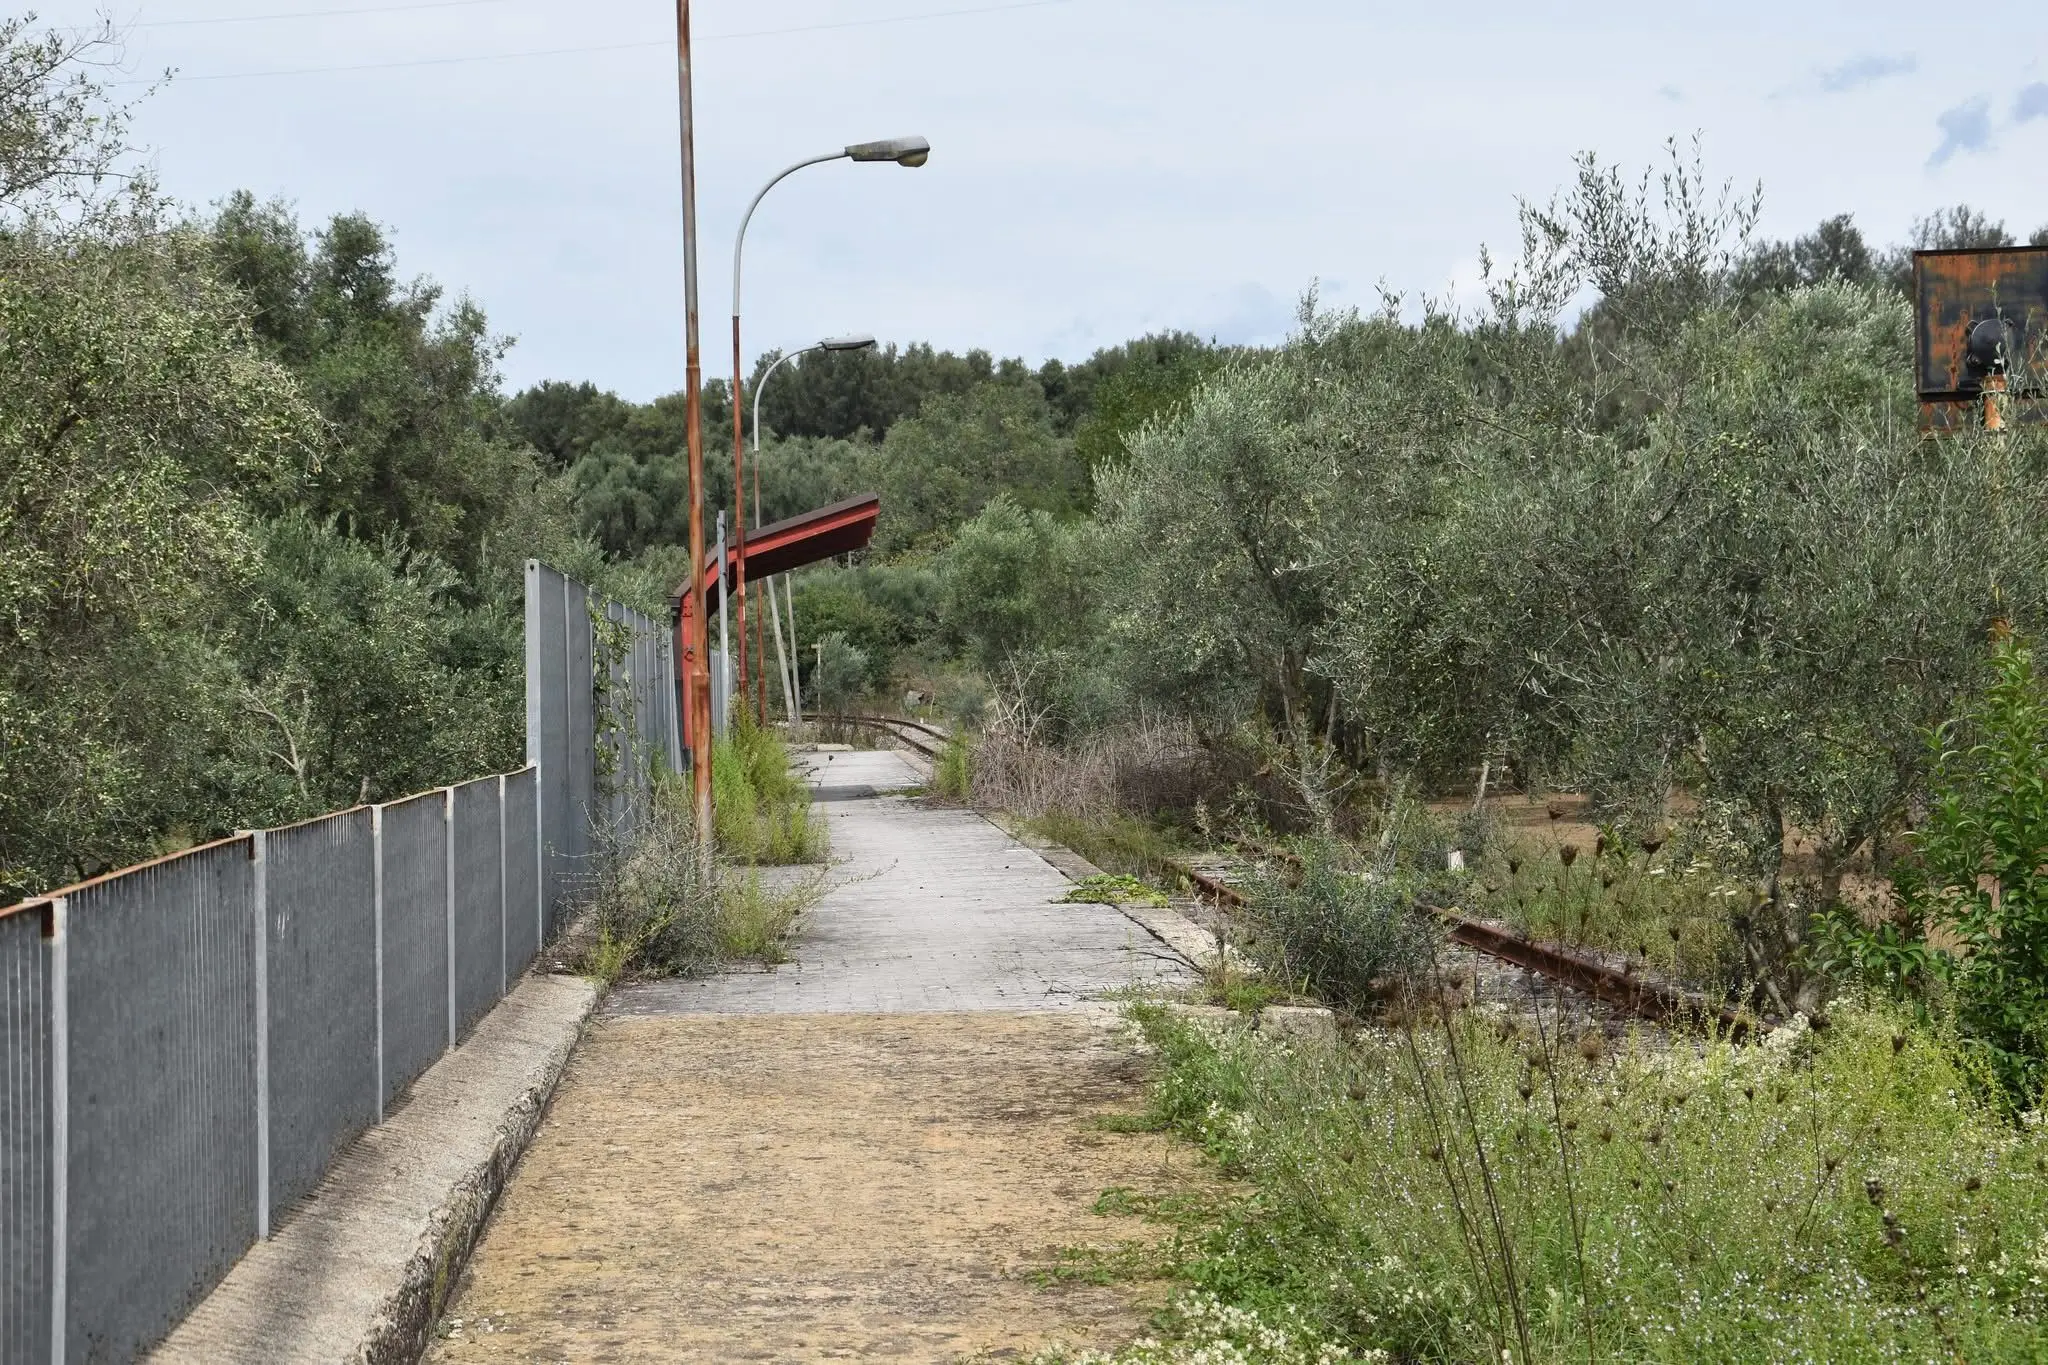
[1915,245,2048,426]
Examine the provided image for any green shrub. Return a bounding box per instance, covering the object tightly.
[1125,999,2048,1363]
[808,631,870,714]
[1874,637,2048,1109]
[1239,837,1434,1011]
[932,733,972,800]
[711,721,825,864]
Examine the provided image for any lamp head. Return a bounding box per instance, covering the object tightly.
[845,135,930,167]
[820,334,877,352]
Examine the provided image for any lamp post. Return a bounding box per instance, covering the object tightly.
[730,137,928,719]
[752,335,876,724]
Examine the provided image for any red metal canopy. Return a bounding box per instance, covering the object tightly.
[671,493,879,751]
[672,493,880,613]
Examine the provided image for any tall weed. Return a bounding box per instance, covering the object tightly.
[712,720,826,863]
[578,777,822,982]
[1127,999,2048,1362]
[581,779,723,981]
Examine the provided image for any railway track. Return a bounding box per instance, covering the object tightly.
[811,713,948,762]
[796,720,1749,1035]
[1168,847,1758,1039]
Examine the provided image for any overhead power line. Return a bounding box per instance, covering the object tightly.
[135,0,516,27]
[120,0,1072,79]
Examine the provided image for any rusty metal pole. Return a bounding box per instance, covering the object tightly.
[673,0,713,855]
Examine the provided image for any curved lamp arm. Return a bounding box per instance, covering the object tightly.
[732,151,844,321]
[731,136,929,319]
[751,345,816,453]
[752,334,876,453]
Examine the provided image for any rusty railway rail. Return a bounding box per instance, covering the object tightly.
[791,724,1755,1036]
[1171,854,1758,1039]
[812,713,946,761]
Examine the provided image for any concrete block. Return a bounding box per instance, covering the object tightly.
[1258,1004,1337,1042]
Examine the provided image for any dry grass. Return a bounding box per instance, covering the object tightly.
[969,719,1219,821]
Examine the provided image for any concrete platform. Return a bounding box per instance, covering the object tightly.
[609,750,1195,1016]
[150,973,599,1365]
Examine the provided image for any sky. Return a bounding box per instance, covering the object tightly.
[44,0,2048,401]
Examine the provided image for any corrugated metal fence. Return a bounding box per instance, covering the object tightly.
[0,562,676,1361]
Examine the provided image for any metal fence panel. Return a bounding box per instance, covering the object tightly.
[379,793,448,1105]
[527,561,573,935]
[502,768,539,979]
[0,907,51,1360]
[65,841,257,1363]
[451,779,502,1041]
[605,601,631,840]
[266,810,377,1219]
[526,563,677,946]
[562,581,595,942]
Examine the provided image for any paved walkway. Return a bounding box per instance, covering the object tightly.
[425,751,1202,1362]
[611,749,1193,1016]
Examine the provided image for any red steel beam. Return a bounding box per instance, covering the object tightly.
[674,493,879,615]
[672,493,879,751]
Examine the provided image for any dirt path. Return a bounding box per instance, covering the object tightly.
[425,1011,1190,1362]
[427,750,1203,1362]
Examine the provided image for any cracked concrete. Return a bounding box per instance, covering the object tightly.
[427,749,1205,1363]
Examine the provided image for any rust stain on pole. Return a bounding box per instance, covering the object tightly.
[675,0,712,844]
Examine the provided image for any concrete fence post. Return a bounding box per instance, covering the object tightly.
[534,767,545,957]
[443,789,456,1052]
[47,896,67,1365]
[250,830,270,1240]
[497,775,508,997]
[372,804,386,1123]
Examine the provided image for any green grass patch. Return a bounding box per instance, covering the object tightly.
[1026,1239,1164,1288]
[1024,808,1191,884]
[1114,998,2048,1363]
[712,720,826,864]
[1061,872,1168,908]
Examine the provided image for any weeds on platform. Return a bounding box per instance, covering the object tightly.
[1024,808,1191,886]
[712,719,826,864]
[717,865,824,964]
[1111,996,2048,1363]
[933,732,973,801]
[579,777,823,984]
[1062,873,1169,908]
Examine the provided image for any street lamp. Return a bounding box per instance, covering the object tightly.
[729,137,928,720]
[751,335,877,725]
